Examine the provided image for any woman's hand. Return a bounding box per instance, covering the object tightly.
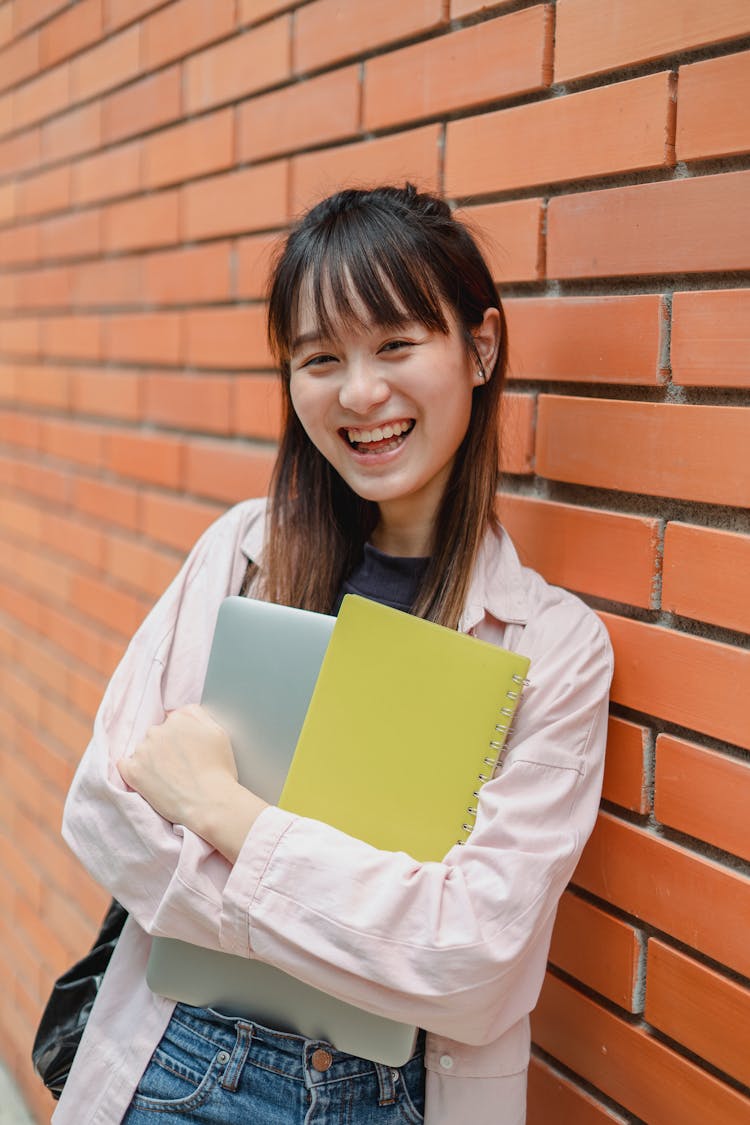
[118,703,269,863]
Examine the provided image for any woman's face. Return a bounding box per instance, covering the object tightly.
[289,286,498,548]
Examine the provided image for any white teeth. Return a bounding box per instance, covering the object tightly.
[346,420,413,444]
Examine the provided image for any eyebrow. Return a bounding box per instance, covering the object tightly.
[290,330,328,353]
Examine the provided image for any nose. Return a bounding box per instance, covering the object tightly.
[338,358,390,416]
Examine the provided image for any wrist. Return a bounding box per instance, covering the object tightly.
[194,781,269,863]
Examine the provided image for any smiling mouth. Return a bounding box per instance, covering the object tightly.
[341,419,415,454]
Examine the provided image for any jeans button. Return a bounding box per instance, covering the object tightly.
[311,1048,333,1072]
[217,1050,230,1065]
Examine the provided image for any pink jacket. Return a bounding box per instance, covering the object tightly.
[55,498,613,1125]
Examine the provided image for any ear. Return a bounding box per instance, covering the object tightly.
[471,307,501,384]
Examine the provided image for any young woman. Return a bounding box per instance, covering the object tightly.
[56,185,613,1125]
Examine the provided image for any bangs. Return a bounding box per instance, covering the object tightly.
[269,204,451,363]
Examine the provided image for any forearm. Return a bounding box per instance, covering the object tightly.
[191,781,269,864]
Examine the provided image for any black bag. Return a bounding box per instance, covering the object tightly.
[32,898,128,1099]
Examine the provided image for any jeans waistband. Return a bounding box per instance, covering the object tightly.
[169,1003,425,1090]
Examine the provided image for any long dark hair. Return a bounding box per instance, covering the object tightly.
[254,184,507,630]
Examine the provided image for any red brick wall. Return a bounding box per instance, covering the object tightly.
[1,2,748,1121]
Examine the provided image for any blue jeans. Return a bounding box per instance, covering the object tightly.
[122,1004,425,1123]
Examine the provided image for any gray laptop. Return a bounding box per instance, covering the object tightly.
[146,596,419,1066]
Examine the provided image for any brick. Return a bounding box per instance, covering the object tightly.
[556,0,750,82]
[72,141,142,206]
[71,368,142,422]
[184,438,275,502]
[0,32,40,95]
[496,494,659,609]
[12,62,70,131]
[671,289,750,388]
[504,295,665,384]
[42,314,103,360]
[102,65,182,144]
[69,576,146,639]
[602,611,749,751]
[655,735,750,862]
[15,164,71,219]
[73,474,140,531]
[11,266,64,314]
[14,460,68,505]
[105,0,166,31]
[140,490,223,551]
[182,162,289,241]
[577,810,749,975]
[534,973,750,1125]
[548,170,750,278]
[184,17,290,114]
[549,891,641,1010]
[365,7,551,131]
[144,373,232,433]
[73,256,143,308]
[142,0,236,69]
[104,533,181,600]
[39,209,102,261]
[0,222,40,267]
[234,233,279,300]
[70,25,140,101]
[240,0,299,22]
[103,190,179,253]
[645,939,750,1086]
[238,66,360,163]
[291,124,441,214]
[233,374,283,439]
[0,88,11,136]
[294,0,445,73]
[182,305,271,369]
[446,72,674,197]
[142,108,234,190]
[105,313,181,366]
[39,0,103,67]
[40,418,105,469]
[602,716,649,814]
[0,317,40,357]
[498,392,534,475]
[16,362,70,410]
[13,0,69,36]
[106,430,183,489]
[0,496,43,540]
[41,101,102,163]
[662,522,750,634]
[141,243,233,306]
[0,4,13,48]
[451,0,517,15]
[42,510,106,569]
[457,200,544,284]
[0,129,41,178]
[536,397,750,508]
[677,49,750,162]
[0,181,15,224]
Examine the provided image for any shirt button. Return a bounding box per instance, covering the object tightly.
[311,1048,333,1072]
[439,1054,454,1070]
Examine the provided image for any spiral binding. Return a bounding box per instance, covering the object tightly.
[457,672,530,845]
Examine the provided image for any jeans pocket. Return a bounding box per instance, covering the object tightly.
[130,1041,224,1112]
[396,1053,425,1124]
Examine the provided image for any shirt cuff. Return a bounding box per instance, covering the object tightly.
[218,803,298,957]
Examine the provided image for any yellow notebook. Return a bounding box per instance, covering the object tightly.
[278,594,531,861]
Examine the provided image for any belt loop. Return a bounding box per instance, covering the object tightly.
[220,1025,253,1092]
[374,1061,397,1106]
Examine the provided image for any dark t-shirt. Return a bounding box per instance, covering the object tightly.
[333,542,430,615]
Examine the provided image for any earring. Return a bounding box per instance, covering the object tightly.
[476,368,487,384]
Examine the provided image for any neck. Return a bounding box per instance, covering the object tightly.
[370,503,435,557]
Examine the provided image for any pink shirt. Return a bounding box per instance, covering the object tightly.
[55,498,613,1125]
